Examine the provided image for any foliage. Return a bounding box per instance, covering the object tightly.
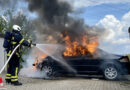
[0,16,8,34]
[2,9,36,40]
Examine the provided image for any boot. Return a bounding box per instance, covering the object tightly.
[11,81,22,86]
[5,79,11,84]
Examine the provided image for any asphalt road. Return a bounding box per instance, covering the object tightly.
[0,73,130,90]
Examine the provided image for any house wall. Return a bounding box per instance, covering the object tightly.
[0,37,5,72]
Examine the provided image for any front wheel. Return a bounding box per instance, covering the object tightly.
[103,64,120,80]
[41,64,56,79]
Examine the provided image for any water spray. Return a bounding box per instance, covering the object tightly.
[36,44,77,73]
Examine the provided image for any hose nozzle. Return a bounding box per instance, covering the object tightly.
[32,43,36,46]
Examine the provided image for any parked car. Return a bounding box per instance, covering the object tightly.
[33,49,130,80]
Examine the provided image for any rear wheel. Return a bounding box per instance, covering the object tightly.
[103,64,120,80]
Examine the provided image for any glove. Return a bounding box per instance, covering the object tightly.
[30,44,34,48]
[30,43,36,48]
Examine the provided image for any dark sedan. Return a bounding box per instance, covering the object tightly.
[34,50,130,80]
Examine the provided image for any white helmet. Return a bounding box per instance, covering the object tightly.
[13,25,21,31]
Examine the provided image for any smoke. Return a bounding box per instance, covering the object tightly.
[27,0,71,25]
[20,67,47,78]
[20,47,48,78]
[26,0,73,43]
[26,0,105,44]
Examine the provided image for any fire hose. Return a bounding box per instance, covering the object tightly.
[0,44,20,74]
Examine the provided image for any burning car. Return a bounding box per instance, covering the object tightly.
[32,32,130,80]
[33,48,130,80]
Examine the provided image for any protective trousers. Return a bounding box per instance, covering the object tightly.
[5,53,20,82]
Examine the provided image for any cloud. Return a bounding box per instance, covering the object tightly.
[122,11,130,29]
[96,11,130,54]
[112,38,129,44]
[125,45,130,49]
[66,0,130,9]
[96,15,123,42]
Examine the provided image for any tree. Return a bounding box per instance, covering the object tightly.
[0,16,8,35]
[3,9,36,40]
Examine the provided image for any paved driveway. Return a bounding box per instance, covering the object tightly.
[0,73,130,90]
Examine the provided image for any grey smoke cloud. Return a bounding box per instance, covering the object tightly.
[27,0,72,27]
[25,0,107,44]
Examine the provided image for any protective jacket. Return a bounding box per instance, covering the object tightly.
[6,30,30,57]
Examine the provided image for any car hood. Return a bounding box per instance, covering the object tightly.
[96,48,122,59]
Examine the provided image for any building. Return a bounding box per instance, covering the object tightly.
[0,36,6,72]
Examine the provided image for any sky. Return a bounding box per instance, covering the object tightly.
[1,0,130,55]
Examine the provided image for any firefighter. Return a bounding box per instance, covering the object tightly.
[4,25,34,86]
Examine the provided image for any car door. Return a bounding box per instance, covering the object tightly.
[82,58,101,73]
[66,57,101,74]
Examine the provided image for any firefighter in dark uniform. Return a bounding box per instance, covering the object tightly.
[4,25,34,86]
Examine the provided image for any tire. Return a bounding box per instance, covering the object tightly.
[41,64,56,79]
[103,64,120,80]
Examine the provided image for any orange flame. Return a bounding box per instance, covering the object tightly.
[32,54,48,70]
[62,33,98,57]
